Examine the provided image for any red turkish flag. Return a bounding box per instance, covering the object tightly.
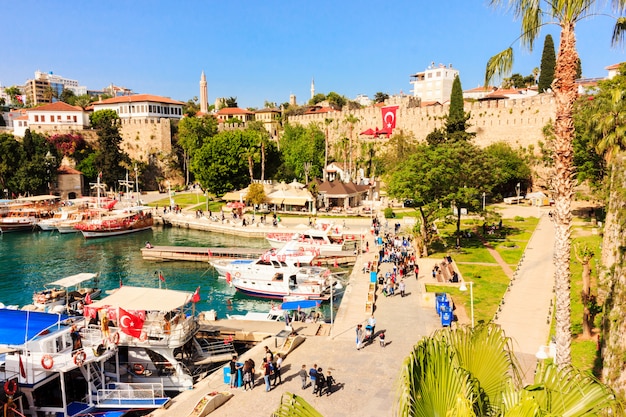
[191,286,201,303]
[119,308,145,338]
[84,292,92,305]
[381,106,399,130]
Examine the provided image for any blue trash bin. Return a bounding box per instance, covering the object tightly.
[223,365,231,384]
[441,310,453,327]
[435,293,448,315]
[223,363,244,386]
[439,300,450,317]
[370,271,377,283]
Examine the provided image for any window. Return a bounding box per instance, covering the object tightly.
[67,115,71,120]
[57,115,61,121]
[73,116,77,122]
[35,115,39,122]
[41,115,45,122]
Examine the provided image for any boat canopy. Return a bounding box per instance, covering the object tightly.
[281,300,321,310]
[0,309,68,345]
[48,272,99,288]
[89,286,192,312]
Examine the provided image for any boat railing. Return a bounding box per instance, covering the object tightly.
[115,317,197,348]
[97,382,165,406]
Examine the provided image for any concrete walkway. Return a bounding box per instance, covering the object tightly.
[494,212,555,384]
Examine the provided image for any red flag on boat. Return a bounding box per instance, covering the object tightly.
[191,287,201,303]
[84,292,92,305]
[119,278,123,288]
[119,308,145,338]
[225,272,232,285]
[159,272,165,282]
[334,258,338,268]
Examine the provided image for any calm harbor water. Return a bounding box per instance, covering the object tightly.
[0,226,343,319]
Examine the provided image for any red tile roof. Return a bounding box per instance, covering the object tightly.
[605,63,624,70]
[304,106,338,115]
[14,115,28,120]
[216,107,254,115]
[27,102,83,112]
[57,165,82,175]
[95,94,184,105]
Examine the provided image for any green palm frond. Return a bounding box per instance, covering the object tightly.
[272,392,324,417]
[612,16,626,46]
[485,48,514,87]
[528,363,623,416]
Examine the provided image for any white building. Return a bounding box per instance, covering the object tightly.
[409,62,459,104]
[12,102,88,137]
[354,94,372,106]
[91,94,184,119]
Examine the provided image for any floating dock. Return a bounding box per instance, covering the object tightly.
[141,245,358,266]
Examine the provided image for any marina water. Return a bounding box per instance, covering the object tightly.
[0,226,342,318]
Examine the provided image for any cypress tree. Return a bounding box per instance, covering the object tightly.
[538,34,556,93]
[448,75,464,124]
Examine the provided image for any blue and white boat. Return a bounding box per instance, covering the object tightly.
[0,309,169,417]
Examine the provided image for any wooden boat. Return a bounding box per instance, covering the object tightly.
[266,223,357,253]
[75,206,153,238]
[0,195,61,233]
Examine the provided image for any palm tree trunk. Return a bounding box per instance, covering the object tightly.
[324,126,329,181]
[248,155,254,182]
[261,142,266,181]
[551,22,578,368]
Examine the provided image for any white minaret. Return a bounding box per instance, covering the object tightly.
[200,71,208,114]
[310,77,315,99]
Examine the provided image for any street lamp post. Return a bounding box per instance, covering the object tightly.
[482,192,486,211]
[516,182,521,205]
[459,281,474,328]
[134,164,139,202]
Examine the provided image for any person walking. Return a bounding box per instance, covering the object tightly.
[325,370,336,396]
[356,324,364,350]
[299,364,308,389]
[399,279,406,297]
[314,367,326,396]
[242,359,254,391]
[272,353,283,386]
[379,331,386,347]
[229,356,239,389]
[262,357,272,392]
[309,364,318,388]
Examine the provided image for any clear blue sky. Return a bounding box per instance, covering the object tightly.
[2,0,624,108]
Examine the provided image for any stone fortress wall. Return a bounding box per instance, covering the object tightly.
[117,117,172,162]
[288,94,557,150]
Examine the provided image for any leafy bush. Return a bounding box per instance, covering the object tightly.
[384,207,395,218]
[514,216,525,222]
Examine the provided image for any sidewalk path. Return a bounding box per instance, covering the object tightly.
[494,213,555,384]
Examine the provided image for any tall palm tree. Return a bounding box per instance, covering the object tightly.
[323,117,334,181]
[344,114,359,180]
[486,0,626,368]
[397,324,621,416]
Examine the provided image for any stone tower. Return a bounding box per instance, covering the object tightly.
[310,77,315,100]
[200,71,208,114]
[289,94,296,107]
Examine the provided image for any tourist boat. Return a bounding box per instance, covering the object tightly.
[0,308,169,417]
[37,207,79,231]
[266,223,357,253]
[230,265,337,300]
[56,211,95,234]
[0,195,61,233]
[226,298,325,323]
[209,238,318,279]
[75,206,153,238]
[32,272,102,313]
[84,286,235,393]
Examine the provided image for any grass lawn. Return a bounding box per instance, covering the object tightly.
[147,194,224,212]
[426,264,509,326]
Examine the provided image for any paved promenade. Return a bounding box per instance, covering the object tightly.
[148,203,556,416]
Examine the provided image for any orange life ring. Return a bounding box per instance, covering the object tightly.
[73,350,87,366]
[109,332,120,345]
[234,272,241,278]
[299,247,304,252]
[132,363,145,374]
[41,355,54,370]
[139,332,148,342]
[3,380,17,396]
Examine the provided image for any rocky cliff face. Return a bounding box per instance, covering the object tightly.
[600,153,626,400]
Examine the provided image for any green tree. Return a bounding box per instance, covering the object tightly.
[373,92,389,103]
[224,97,238,108]
[91,110,127,189]
[183,97,200,117]
[4,86,23,108]
[73,94,92,109]
[13,130,58,194]
[246,182,267,208]
[278,123,325,182]
[60,88,76,105]
[483,142,533,200]
[176,115,218,184]
[191,130,255,195]
[0,133,24,195]
[538,34,556,93]
[486,0,626,369]
[398,323,621,416]
[309,93,326,105]
[326,92,346,110]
